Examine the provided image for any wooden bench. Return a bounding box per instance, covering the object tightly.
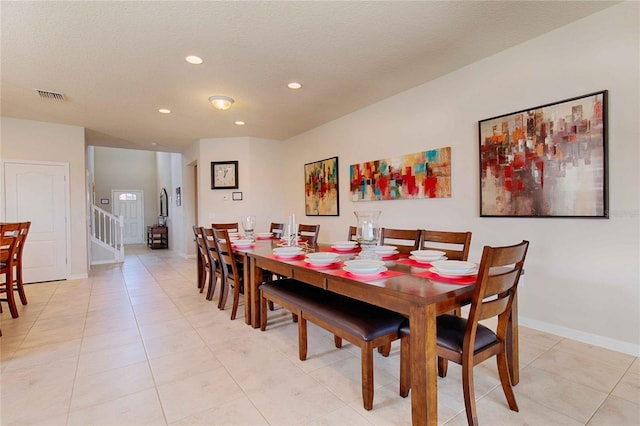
[260,279,404,410]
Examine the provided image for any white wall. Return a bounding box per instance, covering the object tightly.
[280,3,639,353]
[94,146,158,231]
[1,117,89,279]
[196,137,287,232]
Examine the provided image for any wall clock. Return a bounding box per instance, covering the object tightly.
[211,161,239,189]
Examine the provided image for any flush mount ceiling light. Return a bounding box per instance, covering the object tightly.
[185,55,203,65]
[208,95,234,111]
[234,121,245,126]
[287,82,302,89]
[158,108,171,114]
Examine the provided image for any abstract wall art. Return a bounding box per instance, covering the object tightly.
[479,91,608,218]
[304,156,339,216]
[349,147,451,202]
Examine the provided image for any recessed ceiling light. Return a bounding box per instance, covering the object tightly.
[158,108,171,114]
[288,82,302,89]
[185,55,203,65]
[151,142,158,147]
[234,121,245,126]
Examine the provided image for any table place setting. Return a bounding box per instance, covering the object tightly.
[232,239,255,249]
[399,249,448,266]
[298,252,342,269]
[272,245,305,260]
[329,240,360,253]
[255,232,274,240]
[414,259,479,284]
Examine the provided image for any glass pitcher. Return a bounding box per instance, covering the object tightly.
[241,215,256,240]
[354,210,381,259]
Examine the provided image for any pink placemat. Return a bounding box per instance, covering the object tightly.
[232,244,256,249]
[413,270,477,285]
[329,268,405,281]
[256,236,274,240]
[326,247,361,254]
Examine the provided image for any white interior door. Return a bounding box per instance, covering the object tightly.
[3,161,69,283]
[112,190,144,244]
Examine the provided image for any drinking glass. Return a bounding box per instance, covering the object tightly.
[354,210,381,260]
[241,215,256,240]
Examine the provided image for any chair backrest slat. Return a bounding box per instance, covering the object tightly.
[270,222,285,239]
[298,224,320,245]
[420,230,471,261]
[212,223,239,232]
[380,228,421,254]
[212,228,240,286]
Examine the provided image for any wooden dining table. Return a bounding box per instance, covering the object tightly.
[237,239,520,426]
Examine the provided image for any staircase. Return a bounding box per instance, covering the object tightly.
[90,204,125,264]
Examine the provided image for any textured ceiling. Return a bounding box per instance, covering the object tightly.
[1,1,616,152]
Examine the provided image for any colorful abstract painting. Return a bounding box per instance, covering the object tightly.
[349,147,451,202]
[479,91,608,217]
[304,156,339,216]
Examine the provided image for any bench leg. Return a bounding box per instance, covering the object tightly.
[361,345,374,410]
[298,316,308,361]
[378,342,391,357]
[260,291,268,331]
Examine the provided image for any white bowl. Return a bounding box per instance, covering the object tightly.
[343,266,388,276]
[273,246,303,256]
[256,232,273,237]
[410,250,447,260]
[375,245,397,254]
[343,259,385,273]
[431,260,477,273]
[232,239,254,247]
[333,240,358,248]
[305,252,339,265]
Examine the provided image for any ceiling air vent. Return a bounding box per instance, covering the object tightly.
[35,89,65,101]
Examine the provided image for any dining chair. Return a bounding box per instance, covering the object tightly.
[420,229,472,261]
[297,224,320,245]
[348,226,358,242]
[212,228,244,319]
[269,222,285,239]
[211,222,239,232]
[193,226,208,293]
[201,227,223,303]
[0,225,20,318]
[379,228,421,254]
[399,240,530,426]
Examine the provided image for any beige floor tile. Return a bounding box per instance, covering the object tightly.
[444,389,582,426]
[587,395,640,425]
[138,317,197,341]
[170,395,269,425]
[247,373,347,425]
[80,326,141,353]
[156,366,245,423]
[352,384,415,425]
[149,345,222,385]
[76,340,147,376]
[70,361,155,411]
[611,370,640,404]
[142,328,207,359]
[554,338,636,368]
[305,404,372,425]
[67,388,166,426]
[515,366,608,423]
[4,337,81,371]
[531,346,628,393]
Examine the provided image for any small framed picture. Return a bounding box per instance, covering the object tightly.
[232,191,243,201]
[100,198,109,205]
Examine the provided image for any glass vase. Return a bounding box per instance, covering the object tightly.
[354,210,381,260]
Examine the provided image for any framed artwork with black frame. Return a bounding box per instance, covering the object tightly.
[304,156,339,216]
[479,90,608,218]
[211,161,239,190]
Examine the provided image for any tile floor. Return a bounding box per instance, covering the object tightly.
[1,245,638,425]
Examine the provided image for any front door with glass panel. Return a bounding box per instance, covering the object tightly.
[112,190,144,244]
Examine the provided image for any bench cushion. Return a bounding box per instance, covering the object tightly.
[261,279,404,342]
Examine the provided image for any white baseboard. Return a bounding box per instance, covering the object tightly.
[69,273,89,280]
[520,316,640,356]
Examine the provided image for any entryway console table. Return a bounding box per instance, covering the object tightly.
[147,225,168,249]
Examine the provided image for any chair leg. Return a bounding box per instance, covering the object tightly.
[268,300,275,311]
[260,293,268,331]
[217,279,229,310]
[291,313,298,322]
[298,316,308,360]
[230,284,241,320]
[15,270,27,305]
[334,335,342,348]
[438,356,449,377]
[361,345,374,410]
[497,351,519,411]
[399,335,410,397]
[4,282,19,318]
[206,275,218,301]
[462,360,479,426]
